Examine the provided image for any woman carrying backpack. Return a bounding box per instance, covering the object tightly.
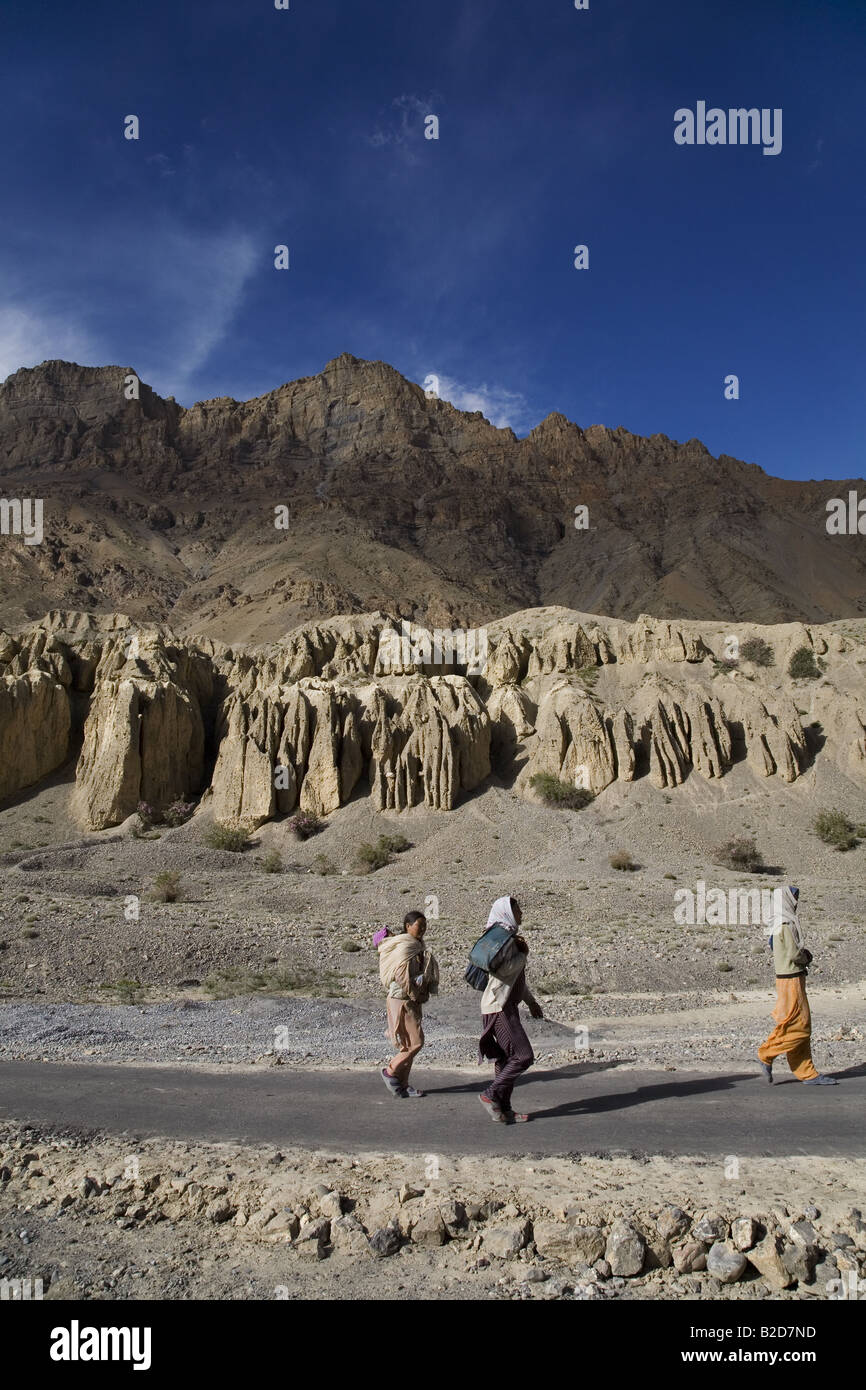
[377,911,439,1098]
[478,895,543,1123]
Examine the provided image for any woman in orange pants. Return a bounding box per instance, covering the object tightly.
[758,886,837,1085]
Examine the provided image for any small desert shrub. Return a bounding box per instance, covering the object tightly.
[609,851,638,871]
[788,646,820,680]
[101,978,143,1005]
[136,801,159,829]
[577,665,600,687]
[341,941,361,953]
[204,822,251,852]
[288,810,323,840]
[149,870,183,903]
[740,636,774,667]
[260,849,283,874]
[529,772,594,811]
[131,824,160,841]
[203,964,342,999]
[715,836,764,873]
[356,839,392,873]
[312,853,337,876]
[814,809,859,852]
[163,800,195,828]
[379,833,412,854]
[536,977,584,996]
[717,962,734,973]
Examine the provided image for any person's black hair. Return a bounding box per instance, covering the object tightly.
[404,910,426,929]
[509,897,521,916]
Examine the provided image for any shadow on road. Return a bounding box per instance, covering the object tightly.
[425,1061,760,1122]
[424,1060,626,1097]
[531,1071,753,1121]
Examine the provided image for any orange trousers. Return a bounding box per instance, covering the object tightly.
[758,975,819,1080]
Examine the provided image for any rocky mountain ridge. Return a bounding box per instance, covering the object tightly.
[1,355,865,642]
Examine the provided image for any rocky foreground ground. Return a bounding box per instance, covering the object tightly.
[1,1124,864,1302]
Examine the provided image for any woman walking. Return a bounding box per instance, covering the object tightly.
[478,895,543,1123]
[377,911,438,1098]
[758,885,837,1085]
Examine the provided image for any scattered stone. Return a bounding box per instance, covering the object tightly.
[368,1226,401,1258]
[439,1200,467,1236]
[483,1221,530,1260]
[692,1215,727,1243]
[295,1216,330,1259]
[812,1257,838,1286]
[707,1242,747,1284]
[533,1221,605,1265]
[788,1220,818,1252]
[408,1206,448,1247]
[657,1206,690,1243]
[331,1215,369,1256]
[835,1248,860,1275]
[546,1278,573,1298]
[731,1217,759,1252]
[782,1242,814,1285]
[205,1196,234,1224]
[262,1210,300,1240]
[399,1184,424,1205]
[748,1235,795,1290]
[605,1220,645,1277]
[318,1190,345,1219]
[673,1241,707,1274]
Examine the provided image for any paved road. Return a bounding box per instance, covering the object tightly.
[1,1060,863,1156]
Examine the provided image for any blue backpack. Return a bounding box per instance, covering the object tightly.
[464,924,518,991]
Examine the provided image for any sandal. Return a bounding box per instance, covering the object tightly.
[479,1093,505,1122]
[504,1109,530,1123]
[381,1066,404,1096]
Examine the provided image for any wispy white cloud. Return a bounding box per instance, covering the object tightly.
[421,371,532,433]
[131,226,259,398]
[0,305,98,383]
[0,223,259,401]
[366,94,440,166]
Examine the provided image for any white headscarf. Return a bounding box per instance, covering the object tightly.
[767,885,804,948]
[486,895,519,932]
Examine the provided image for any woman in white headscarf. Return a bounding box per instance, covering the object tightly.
[477,895,543,1123]
[758,885,837,1085]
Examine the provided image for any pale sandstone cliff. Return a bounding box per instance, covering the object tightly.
[1,608,864,831]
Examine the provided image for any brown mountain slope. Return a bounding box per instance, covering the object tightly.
[0,354,863,643]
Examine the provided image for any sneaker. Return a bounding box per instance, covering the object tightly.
[479,1093,505,1122]
[402,1085,426,1098]
[759,1059,773,1084]
[381,1066,404,1096]
[503,1108,530,1123]
[803,1075,838,1085]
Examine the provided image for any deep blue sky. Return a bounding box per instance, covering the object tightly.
[2,0,864,479]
